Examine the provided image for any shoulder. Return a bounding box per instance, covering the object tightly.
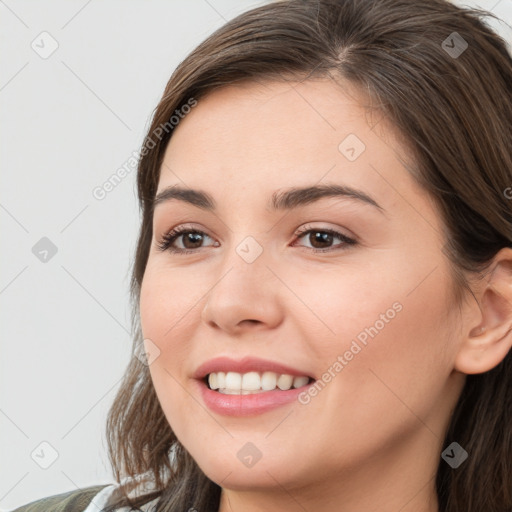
[10,484,113,512]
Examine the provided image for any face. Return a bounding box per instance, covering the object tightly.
[140,78,466,500]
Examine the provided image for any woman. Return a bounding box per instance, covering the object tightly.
[14,0,512,510]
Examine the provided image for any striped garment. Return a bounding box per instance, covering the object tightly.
[11,477,160,511]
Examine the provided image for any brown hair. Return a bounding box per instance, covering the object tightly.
[104,0,512,510]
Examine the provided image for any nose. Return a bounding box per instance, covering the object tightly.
[200,242,285,335]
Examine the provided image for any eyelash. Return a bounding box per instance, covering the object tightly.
[156,224,357,255]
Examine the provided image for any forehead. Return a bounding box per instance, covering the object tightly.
[164,78,374,162]
[157,78,418,210]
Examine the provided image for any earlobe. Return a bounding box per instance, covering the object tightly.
[456,321,512,374]
[454,249,512,375]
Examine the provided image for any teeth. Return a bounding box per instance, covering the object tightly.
[207,371,311,393]
[242,371,261,390]
[277,374,293,390]
[225,371,241,390]
[293,376,309,388]
[208,372,218,390]
[261,371,277,390]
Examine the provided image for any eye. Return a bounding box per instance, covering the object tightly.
[292,225,357,253]
[156,224,357,255]
[156,226,218,254]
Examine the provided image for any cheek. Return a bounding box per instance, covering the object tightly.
[139,262,202,343]
[291,258,455,434]
[338,279,453,438]
[139,267,195,441]
[139,265,197,413]
[139,262,210,388]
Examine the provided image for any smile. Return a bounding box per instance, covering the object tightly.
[206,371,312,394]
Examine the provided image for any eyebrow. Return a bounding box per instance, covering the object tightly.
[153,183,384,213]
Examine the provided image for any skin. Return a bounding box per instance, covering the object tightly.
[139,78,512,512]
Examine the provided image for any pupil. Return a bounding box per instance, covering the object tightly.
[311,232,332,248]
[184,233,203,249]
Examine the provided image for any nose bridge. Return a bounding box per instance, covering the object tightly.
[215,221,271,275]
[211,232,271,302]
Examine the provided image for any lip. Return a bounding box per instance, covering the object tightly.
[192,356,316,416]
[193,356,315,380]
[193,378,314,416]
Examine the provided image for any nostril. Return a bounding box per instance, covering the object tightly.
[242,319,260,326]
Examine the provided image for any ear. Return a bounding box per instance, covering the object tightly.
[455,248,512,375]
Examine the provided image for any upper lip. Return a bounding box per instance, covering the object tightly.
[193,356,316,380]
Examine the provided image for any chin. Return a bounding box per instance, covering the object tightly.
[204,464,286,491]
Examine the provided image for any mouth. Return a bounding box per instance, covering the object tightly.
[202,371,315,395]
[194,358,318,416]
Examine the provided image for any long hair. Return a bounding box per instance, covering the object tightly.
[104,1,512,510]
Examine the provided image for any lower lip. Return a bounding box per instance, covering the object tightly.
[194,379,313,416]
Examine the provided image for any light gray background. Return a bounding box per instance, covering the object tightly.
[1,0,510,510]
